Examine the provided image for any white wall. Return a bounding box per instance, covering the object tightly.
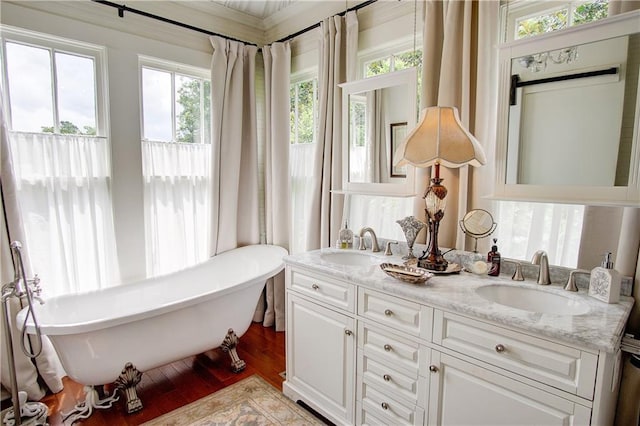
[1,2,213,283]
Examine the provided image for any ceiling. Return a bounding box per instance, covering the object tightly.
[210,0,298,19]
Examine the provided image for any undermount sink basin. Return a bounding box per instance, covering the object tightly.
[476,284,590,316]
[320,251,380,266]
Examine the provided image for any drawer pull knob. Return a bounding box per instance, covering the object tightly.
[495,344,505,353]
[383,344,392,352]
[384,309,393,316]
[429,365,438,373]
[383,374,391,382]
[345,329,353,336]
[381,402,389,410]
[311,284,319,290]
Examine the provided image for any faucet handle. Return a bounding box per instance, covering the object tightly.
[565,269,590,292]
[384,241,398,256]
[503,260,524,281]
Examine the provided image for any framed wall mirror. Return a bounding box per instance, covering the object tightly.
[493,11,640,206]
[340,68,417,196]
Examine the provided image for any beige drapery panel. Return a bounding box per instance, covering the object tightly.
[254,42,291,331]
[417,0,498,250]
[306,11,358,250]
[0,94,64,400]
[209,36,260,255]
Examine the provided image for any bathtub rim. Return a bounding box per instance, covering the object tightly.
[18,244,287,336]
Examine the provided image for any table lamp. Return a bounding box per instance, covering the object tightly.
[394,106,486,271]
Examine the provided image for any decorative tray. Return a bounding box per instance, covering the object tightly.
[428,262,462,275]
[380,263,434,284]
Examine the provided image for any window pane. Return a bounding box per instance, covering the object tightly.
[203,80,211,144]
[5,42,54,132]
[142,68,172,141]
[55,52,96,135]
[394,50,422,70]
[175,75,201,143]
[366,58,391,77]
[516,9,568,40]
[290,84,296,144]
[573,0,608,25]
[297,80,315,144]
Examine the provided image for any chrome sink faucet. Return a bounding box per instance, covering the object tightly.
[531,250,551,285]
[358,227,380,252]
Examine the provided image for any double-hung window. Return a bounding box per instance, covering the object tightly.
[140,58,211,276]
[1,28,119,296]
[289,75,317,254]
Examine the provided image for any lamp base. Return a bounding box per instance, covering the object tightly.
[418,256,448,272]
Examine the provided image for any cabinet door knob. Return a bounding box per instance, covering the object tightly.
[381,402,389,410]
[311,283,319,290]
[384,309,393,316]
[383,374,391,382]
[383,344,392,352]
[495,344,505,353]
[429,365,438,373]
[345,329,353,336]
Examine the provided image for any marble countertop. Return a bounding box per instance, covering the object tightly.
[284,248,635,353]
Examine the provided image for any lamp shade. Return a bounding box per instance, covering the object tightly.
[394,106,486,169]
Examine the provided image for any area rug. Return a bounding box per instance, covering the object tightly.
[142,375,324,425]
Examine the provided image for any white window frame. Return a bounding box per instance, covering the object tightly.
[1,25,108,136]
[139,56,211,144]
[290,69,318,146]
[501,0,610,42]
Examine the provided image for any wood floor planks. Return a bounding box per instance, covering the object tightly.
[37,322,285,425]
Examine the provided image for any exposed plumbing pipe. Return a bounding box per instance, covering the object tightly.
[1,241,48,426]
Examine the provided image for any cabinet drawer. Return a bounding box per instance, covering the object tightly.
[359,321,426,376]
[288,267,355,312]
[359,381,425,426]
[358,351,426,406]
[358,287,432,339]
[433,310,598,399]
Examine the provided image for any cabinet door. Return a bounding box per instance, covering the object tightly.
[427,351,591,425]
[285,294,356,425]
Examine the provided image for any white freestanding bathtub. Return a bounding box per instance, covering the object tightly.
[18,244,287,388]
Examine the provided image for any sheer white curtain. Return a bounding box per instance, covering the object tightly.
[290,143,315,254]
[8,132,120,296]
[495,201,584,267]
[209,36,260,255]
[142,141,211,276]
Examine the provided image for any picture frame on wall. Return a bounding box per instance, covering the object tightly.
[390,122,407,178]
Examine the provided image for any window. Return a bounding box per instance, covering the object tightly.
[2,29,119,297]
[289,75,318,254]
[140,59,212,276]
[364,49,423,78]
[504,0,609,42]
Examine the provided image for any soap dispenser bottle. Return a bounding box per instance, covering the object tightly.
[588,252,621,304]
[487,239,501,276]
[338,221,354,249]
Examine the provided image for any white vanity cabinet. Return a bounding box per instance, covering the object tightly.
[284,268,357,425]
[284,264,620,426]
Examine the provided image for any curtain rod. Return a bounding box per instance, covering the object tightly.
[91,0,378,47]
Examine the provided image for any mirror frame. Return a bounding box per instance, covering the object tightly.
[493,11,640,206]
[339,68,417,196]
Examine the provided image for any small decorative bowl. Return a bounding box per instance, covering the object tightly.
[380,263,434,284]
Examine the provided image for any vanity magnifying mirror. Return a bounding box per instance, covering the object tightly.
[494,10,640,206]
[340,67,417,196]
[459,209,497,253]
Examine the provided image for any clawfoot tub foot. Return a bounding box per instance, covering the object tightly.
[220,328,246,373]
[61,385,119,425]
[114,362,143,414]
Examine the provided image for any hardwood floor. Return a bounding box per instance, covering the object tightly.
[38,322,286,425]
